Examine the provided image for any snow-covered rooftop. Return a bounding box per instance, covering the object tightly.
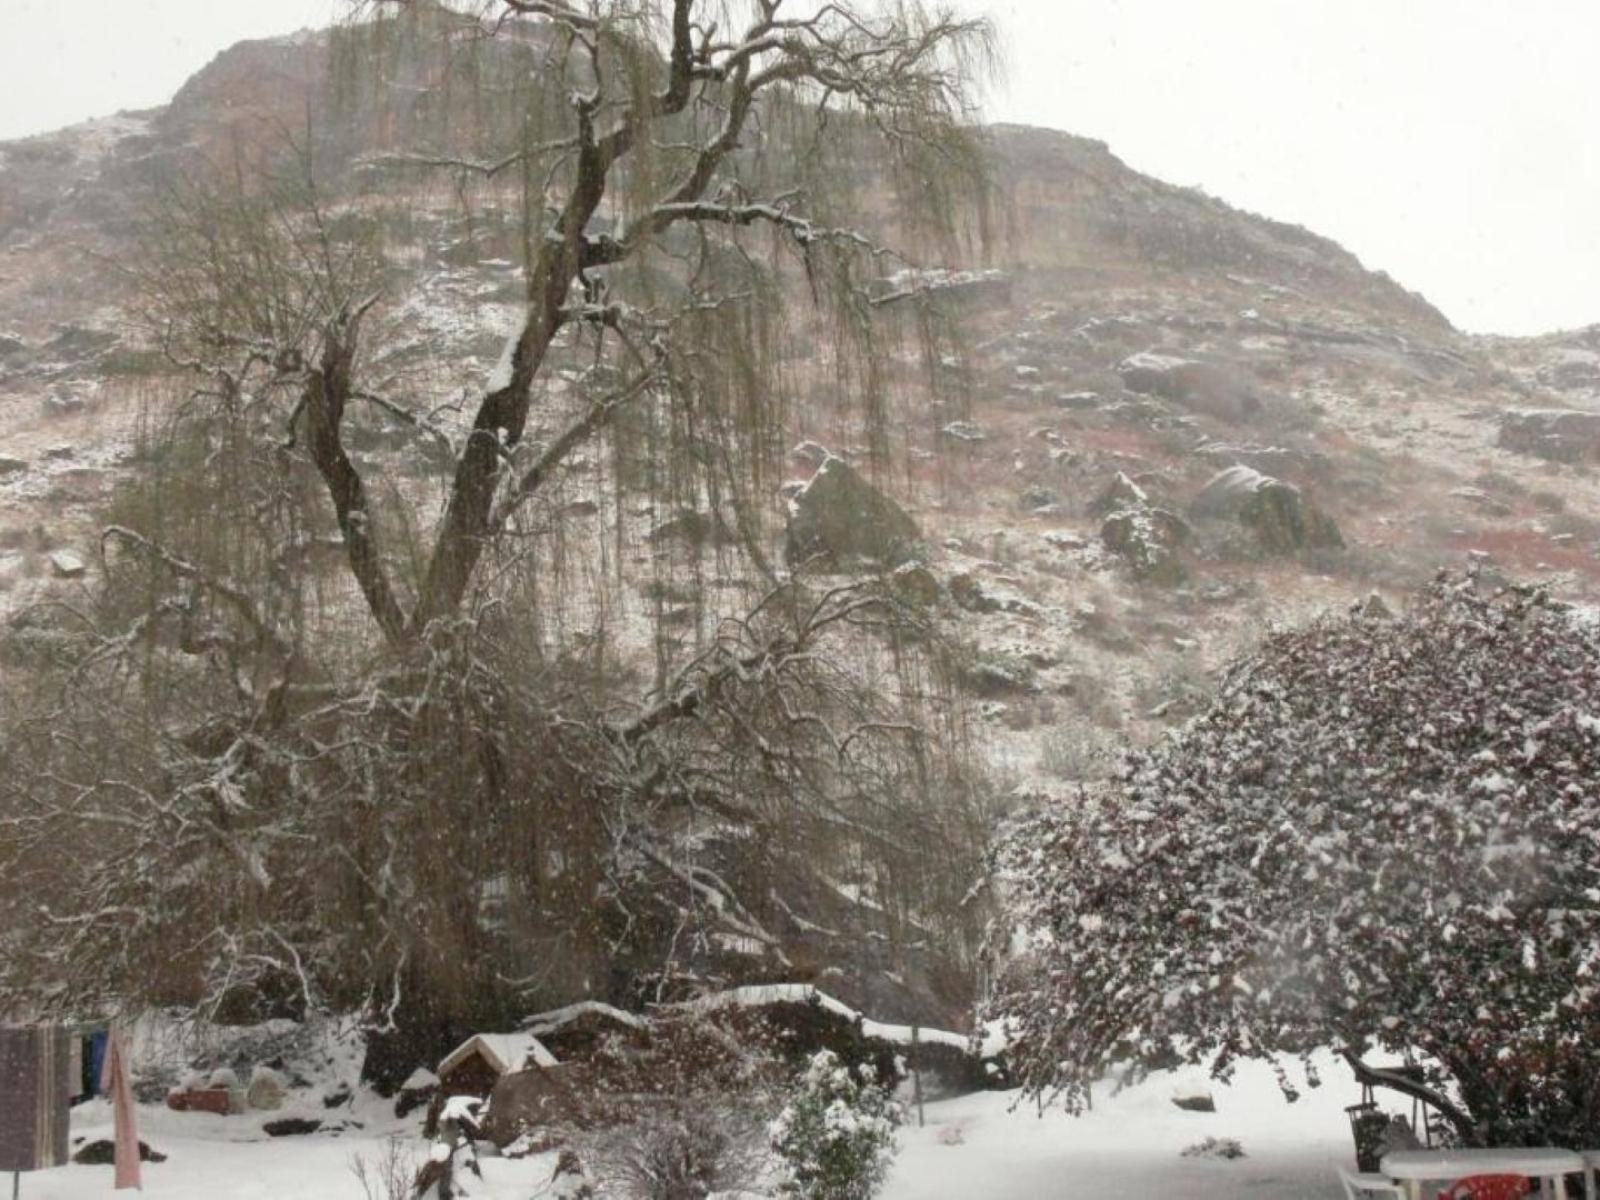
[684,984,973,1052]
[437,1031,558,1078]
[522,1000,646,1036]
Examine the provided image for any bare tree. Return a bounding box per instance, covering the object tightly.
[0,0,998,1037]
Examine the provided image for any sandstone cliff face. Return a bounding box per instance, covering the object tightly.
[988,123,1451,335]
[1,19,1598,1024]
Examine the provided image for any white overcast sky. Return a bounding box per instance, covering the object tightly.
[2,1,1596,336]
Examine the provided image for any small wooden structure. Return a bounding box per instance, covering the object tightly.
[437,1033,558,1095]
[427,1033,558,1136]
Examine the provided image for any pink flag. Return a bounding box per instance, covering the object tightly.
[97,1027,142,1190]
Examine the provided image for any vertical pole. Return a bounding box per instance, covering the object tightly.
[13,1169,20,1200]
[910,1025,925,1129]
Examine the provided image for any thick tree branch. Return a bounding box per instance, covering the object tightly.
[301,297,408,644]
[488,360,662,535]
[1342,1050,1479,1144]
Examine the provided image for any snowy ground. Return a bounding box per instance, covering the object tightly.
[884,1053,1356,1200]
[22,1053,1366,1199]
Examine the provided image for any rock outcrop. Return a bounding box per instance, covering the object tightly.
[1190,465,1342,555]
[1117,351,1264,423]
[784,456,922,571]
[1498,408,1600,462]
[1096,473,1190,585]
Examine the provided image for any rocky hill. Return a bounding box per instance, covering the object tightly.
[3,19,1599,1026]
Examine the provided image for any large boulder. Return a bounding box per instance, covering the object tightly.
[1118,351,1264,423]
[784,456,922,571]
[1095,471,1190,585]
[1100,506,1190,586]
[1498,408,1600,462]
[1190,465,1342,555]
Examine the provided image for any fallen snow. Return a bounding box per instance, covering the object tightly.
[884,1051,1359,1199]
[23,1050,1379,1199]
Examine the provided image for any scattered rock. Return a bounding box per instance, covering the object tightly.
[946,572,1038,617]
[1171,1091,1216,1113]
[784,456,922,571]
[262,1117,322,1138]
[1042,530,1089,552]
[948,572,1003,614]
[889,563,942,608]
[561,499,599,518]
[961,654,1036,697]
[322,1081,354,1110]
[940,420,988,444]
[49,550,87,578]
[1190,465,1342,555]
[0,455,28,475]
[73,1139,167,1165]
[1019,485,1060,512]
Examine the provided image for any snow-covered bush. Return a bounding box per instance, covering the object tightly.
[769,1049,902,1200]
[987,576,1600,1147]
[569,1011,782,1200]
[615,1109,733,1200]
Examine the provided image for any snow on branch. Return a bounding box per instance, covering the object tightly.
[987,575,1600,1147]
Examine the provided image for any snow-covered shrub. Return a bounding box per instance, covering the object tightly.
[569,1011,783,1200]
[769,1049,902,1200]
[614,1109,733,1200]
[987,576,1600,1148]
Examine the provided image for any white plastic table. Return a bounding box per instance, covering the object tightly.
[1581,1150,1599,1200]
[1381,1148,1585,1200]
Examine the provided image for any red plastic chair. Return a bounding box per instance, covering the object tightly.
[1436,1176,1530,1200]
